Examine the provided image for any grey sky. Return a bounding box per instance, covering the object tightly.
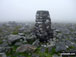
[0,0,76,23]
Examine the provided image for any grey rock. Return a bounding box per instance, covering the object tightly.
[0,47,5,52]
[7,34,24,45]
[65,40,72,47]
[32,39,40,47]
[0,47,12,53]
[55,42,67,52]
[18,33,25,36]
[0,53,7,57]
[0,42,8,47]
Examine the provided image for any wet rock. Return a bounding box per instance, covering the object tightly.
[26,34,36,43]
[16,44,37,53]
[18,33,25,36]
[7,34,24,45]
[32,39,40,47]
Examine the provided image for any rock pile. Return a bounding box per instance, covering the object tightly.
[34,10,53,42]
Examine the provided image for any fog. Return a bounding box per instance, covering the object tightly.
[0,0,76,23]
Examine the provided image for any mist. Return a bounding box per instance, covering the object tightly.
[0,0,76,23]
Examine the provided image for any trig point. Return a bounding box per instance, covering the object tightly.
[34,10,53,43]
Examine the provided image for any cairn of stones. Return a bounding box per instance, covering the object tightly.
[34,10,53,43]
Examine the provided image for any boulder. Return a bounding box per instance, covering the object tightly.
[7,34,24,45]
